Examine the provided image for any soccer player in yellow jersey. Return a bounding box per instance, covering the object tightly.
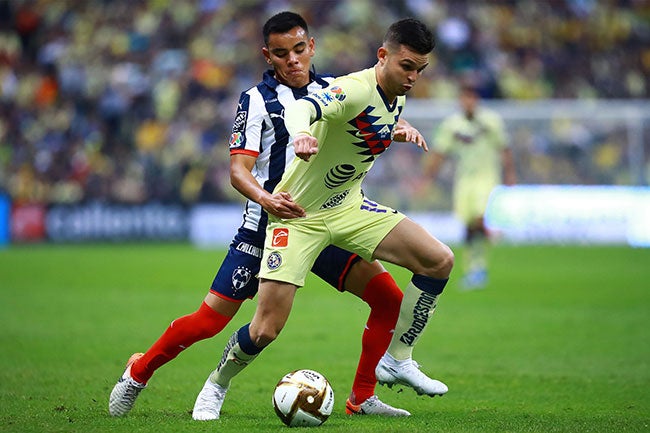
[195,18,455,419]
[429,84,516,289]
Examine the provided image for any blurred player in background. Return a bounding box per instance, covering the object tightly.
[194,17,453,421]
[428,83,516,289]
[110,11,419,419]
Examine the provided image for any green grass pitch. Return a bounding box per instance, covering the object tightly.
[1,243,649,432]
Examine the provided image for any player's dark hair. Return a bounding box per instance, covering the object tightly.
[384,18,435,55]
[263,11,309,46]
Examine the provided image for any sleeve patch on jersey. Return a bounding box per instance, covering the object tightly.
[229,131,243,148]
[310,89,338,107]
[329,86,346,101]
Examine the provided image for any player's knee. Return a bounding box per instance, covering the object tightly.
[439,246,455,274]
[425,244,454,278]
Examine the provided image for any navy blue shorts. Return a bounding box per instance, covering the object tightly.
[210,228,362,301]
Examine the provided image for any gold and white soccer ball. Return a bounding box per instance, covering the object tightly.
[272,369,334,427]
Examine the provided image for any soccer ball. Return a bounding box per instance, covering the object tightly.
[272,369,334,427]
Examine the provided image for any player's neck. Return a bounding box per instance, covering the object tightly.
[374,65,397,103]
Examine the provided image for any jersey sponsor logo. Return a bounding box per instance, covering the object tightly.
[311,89,336,107]
[269,109,284,120]
[235,241,262,258]
[231,266,252,292]
[267,251,282,270]
[324,164,356,189]
[453,130,483,144]
[271,228,289,247]
[232,110,247,133]
[320,189,350,210]
[399,291,437,346]
[347,106,395,162]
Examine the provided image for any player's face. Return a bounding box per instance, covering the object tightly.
[376,44,429,101]
[460,89,479,116]
[263,26,315,89]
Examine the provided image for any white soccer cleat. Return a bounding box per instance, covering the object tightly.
[109,353,146,416]
[345,395,411,416]
[375,353,448,397]
[192,378,228,421]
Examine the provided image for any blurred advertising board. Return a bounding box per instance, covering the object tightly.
[10,203,46,242]
[486,185,650,247]
[45,203,188,242]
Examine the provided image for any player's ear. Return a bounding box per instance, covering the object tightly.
[308,37,315,57]
[377,46,388,65]
[262,47,271,64]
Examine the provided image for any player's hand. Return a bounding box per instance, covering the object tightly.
[262,191,306,219]
[392,123,428,152]
[293,133,319,161]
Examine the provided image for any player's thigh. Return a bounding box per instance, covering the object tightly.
[260,218,330,287]
[474,181,496,214]
[311,245,361,291]
[210,232,262,302]
[455,179,495,223]
[333,198,405,262]
[250,279,298,343]
[453,180,475,223]
[374,217,453,275]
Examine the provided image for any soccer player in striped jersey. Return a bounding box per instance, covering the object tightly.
[195,17,454,420]
[110,11,416,419]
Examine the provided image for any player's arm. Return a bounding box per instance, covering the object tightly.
[285,98,320,162]
[493,113,516,186]
[286,77,364,161]
[230,153,305,219]
[425,151,446,179]
[425,119,452,178]
[393,117,428,152]
[501,147,517,186]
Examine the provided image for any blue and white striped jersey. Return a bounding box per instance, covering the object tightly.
[229,70,333,233]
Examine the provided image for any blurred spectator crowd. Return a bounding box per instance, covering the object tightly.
[1,0,649,206]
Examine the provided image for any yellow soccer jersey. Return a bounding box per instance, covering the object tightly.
[282,67,405,214]
[434,108,507,185]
